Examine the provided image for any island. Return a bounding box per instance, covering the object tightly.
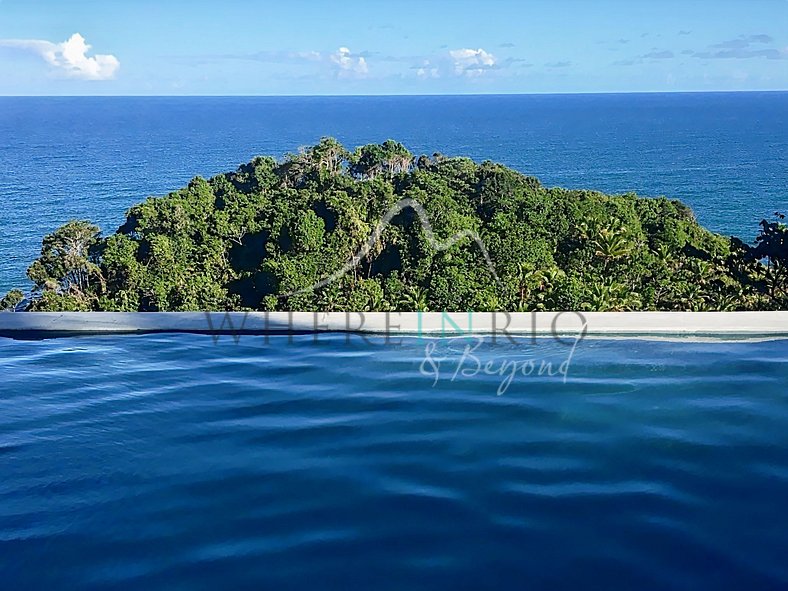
[2,138,786,313]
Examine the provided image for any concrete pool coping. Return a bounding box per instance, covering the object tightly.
[1,311,787,340]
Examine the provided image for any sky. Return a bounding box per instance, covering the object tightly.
[0,0,787,95]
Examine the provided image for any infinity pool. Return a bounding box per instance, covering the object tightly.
[1,334,787,589]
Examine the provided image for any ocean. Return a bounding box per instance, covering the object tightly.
[0,92,786,293]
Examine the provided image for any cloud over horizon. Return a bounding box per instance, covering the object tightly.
[0,33,119,80]
[449,48,497,77]
[192,46,370,79]
[408,48,501,79]
[690,34,786,60]
[329,47,368,78]
[641,49,674,59]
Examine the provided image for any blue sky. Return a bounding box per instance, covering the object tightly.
[0,0,787,95]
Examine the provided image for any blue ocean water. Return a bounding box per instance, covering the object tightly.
[1,334,788,589]
[1,93,787,293]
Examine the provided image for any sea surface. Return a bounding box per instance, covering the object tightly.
[0,93,787,293]
[1,334,788,589]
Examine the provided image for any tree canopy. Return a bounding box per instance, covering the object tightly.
[6,138,787,312]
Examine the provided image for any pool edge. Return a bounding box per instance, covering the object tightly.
[1,311,787,341]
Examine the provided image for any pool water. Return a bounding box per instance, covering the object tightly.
[1,334,787,589]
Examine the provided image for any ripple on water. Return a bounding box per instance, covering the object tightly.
[0,334,787,589]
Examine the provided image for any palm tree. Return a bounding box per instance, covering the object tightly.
[652,243,675,271]
[593,225,633,265]
[582,280,642,311]
[399,285,430,312]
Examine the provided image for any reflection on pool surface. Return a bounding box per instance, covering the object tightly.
[1,334,787,589]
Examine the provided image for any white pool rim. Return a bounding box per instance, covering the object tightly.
[1,311,787,340]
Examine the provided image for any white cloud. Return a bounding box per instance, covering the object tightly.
[194,45,371,79]
[0,33,119,80]
[329,47,368,78]
[414,59,440,79]
[449,47,497,77]
[416,67,439,79]
[293,50,322,62]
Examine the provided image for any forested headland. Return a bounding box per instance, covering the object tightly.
[2,138,786,312]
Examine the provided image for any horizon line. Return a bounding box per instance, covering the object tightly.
[1,89,787,99]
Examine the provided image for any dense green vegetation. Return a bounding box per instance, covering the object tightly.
[4,138,787,312]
